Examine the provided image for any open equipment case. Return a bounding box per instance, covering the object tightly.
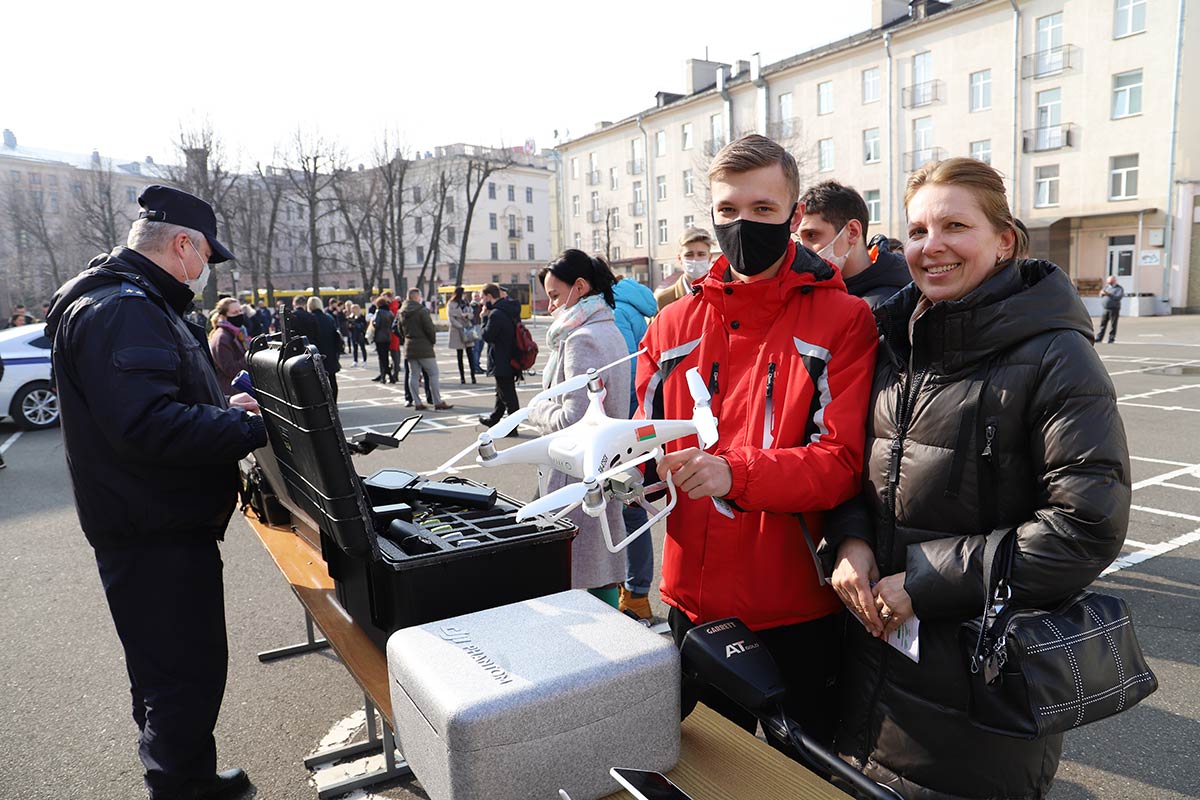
[246,332,577,649]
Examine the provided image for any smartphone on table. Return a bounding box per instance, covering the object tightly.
[609,768,694,800]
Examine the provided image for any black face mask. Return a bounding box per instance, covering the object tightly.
[712,203,797,276]
[227,314,245,327]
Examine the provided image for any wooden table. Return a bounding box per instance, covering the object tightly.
[244,513,850,800]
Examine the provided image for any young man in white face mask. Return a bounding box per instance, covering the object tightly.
[654,227,713,311]
[797,180,911,310]
[633,136,878,753]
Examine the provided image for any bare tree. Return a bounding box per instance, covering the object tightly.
[283,130,344,298]
[2,182,64,289]
[72,156,129,254]
[452,147,514,286]
[415,169,452,296]
[331,167,386,301]
[226,163,286,307]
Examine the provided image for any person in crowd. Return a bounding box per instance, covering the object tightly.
[478,283,521,431]
[400,288,453,411]
[307,296,343,402]
[289,294,318,344]
[370,296,394,383]
[446,285,478,385]
[208,297,248,399]
[249,300,272,337]
[529,251,628,604]
[610,273,659,620]
[797,180,911,309]
[8,304,35,327]
[635,135,878,749]
[329,298,349,345]
[826,158,1129,799]
[347,303,368,367]
[1096,274,1126,344]
[45,185,264,800]
[654,228,714,311]
[470,290,486,373]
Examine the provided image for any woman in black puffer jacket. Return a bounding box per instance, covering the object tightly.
[827,158,1130,800]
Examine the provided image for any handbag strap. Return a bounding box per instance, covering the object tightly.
[972,527,1016,669]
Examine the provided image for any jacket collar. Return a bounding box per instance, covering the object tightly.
[697,240,845,328]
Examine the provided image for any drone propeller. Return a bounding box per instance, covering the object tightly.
[685,367,719,448]
[433,433,491,475]
[516,480,590,520]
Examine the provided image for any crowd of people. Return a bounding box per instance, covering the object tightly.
[31,125,1137,800]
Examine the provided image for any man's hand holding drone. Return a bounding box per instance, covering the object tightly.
[659,448,732,500]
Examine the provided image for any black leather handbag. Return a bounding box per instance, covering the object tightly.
[960,528,1158,739]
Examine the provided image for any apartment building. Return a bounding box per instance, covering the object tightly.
[557,0,1200,313]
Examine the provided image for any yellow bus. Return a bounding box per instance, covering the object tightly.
[436,284,534,320]
[240,287,368,305]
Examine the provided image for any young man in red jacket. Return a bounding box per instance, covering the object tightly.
[635,135,877,747]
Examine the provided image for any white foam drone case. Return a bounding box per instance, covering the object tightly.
[386,589,680,800]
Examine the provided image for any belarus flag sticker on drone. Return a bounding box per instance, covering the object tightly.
[636,425,657,442]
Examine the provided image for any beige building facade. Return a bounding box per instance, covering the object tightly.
[557,0,1200,313]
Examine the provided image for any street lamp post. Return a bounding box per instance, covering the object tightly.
[231,269,240,301]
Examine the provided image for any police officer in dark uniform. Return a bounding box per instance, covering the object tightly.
[45,185,266,800]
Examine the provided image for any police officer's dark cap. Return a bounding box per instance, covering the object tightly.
[137,185,235,264]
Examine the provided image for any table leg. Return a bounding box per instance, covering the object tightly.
[306,694,412,799]
[258,611,331,662]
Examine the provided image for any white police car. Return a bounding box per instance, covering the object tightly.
[0,323,58,430]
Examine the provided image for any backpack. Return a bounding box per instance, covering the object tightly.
[510,319,539,372]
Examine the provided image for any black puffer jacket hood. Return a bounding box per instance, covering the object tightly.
[844,237,912,309]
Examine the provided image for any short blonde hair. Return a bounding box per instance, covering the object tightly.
[679,227,713,248]
[306,296,323,312]
[708,134,800,203]
[905,158,1027,260]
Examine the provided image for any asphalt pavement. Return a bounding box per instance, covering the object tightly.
[1,314,1197,800]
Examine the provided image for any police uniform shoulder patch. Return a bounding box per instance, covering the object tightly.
[118,281,148,299]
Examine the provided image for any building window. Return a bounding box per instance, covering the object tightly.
[970,139,992,165]
[818,139,835,172]
[446,196,455,213]
[681,122,694,150]
[491,242,499,260]
[655,130,666,157]
[525,186,533,203]
[126,186,136,203]
[863,128,880,163]
[684,214,695,229]
[1035,88,1063,149]
[634,223,644,247]
[489,212,497,230]
[507,184,515,201]
[1035,13,1064,75]
[656,175,667,201]
[1110,155,1139,199]
[590,191,600,211]
[446,226,456,244]
[657,219,669,245]
[1112,69,1143,118]
[47,174,57,186]
[865,190,881,223]
[413,186,422,203]
[611,207,621,229]
[526,215,534,232]
[487,182,496,199]
[572,195,580,216]
[632,181,644,205]
[610,166,619,190]
[414,217,423,235]
[817,81,833,115]
[1034,165,1060,207]
[683,169,695,196]
[9,170,19,182]
[969,69,992,112]
[508,213,518,235]
[570,158,579,179]
[862,67,880,103]
[912,116,934,168]
[508,243,517,260]
[573,233,582,249]
[30,173,41,185]
[1114,0,1146,37]
[592,230,602,251]
[528,243,535,260]
[417,245,426,262]
[612,246,621,260]
[709,113,724,152]
[777,92,794,137]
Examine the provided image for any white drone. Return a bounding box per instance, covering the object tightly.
[433,349,719,553]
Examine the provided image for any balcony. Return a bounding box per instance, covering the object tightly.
[901,79,942,108]
[905,146,946,172]
[1022,123,1075,153]
[628,201,645,217]
[767,118,800,140]
[703,138,726,157]
[587,209,604,224]
[508,227,524,239]
[586,170,602,186]
[1021,45,1077,79]
[626,160,645,175]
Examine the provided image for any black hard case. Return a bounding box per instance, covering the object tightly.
[247,335,575,649]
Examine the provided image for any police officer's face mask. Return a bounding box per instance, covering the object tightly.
[180,239,210,294]
[712,203,798,276]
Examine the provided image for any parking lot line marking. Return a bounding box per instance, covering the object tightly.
[1129,504,1200,522]
[1123,538,1154,548]
[1102,527,1200,576]
[1160,482,1200,493]
[0,431,22,454]
[1118,384,1200,402]
[1108,359,1200,376]
[1119,402,1200,413]
[1130,455,1194,467]
[1132,464,1200,490]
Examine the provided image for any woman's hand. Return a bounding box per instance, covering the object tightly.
[873,572,914,638]
[832,538,883,637]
